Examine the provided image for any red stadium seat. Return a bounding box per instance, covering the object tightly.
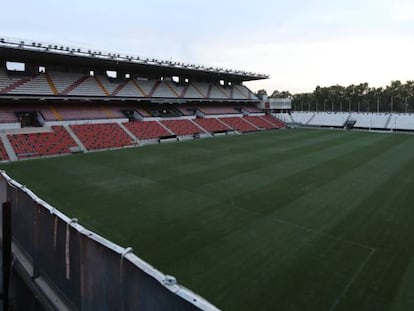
[123,121,171,140]
[261,115,286,128]
[160,119,204,136]
[8,126,77,159]
[0,139,9,160]
[194,118,231,132]
[244,116,277,129]
[70,123,134,151]
[218,117,258,132]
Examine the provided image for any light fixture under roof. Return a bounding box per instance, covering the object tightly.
[0,36,269,79]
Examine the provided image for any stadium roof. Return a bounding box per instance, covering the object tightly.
[0,37,269,82]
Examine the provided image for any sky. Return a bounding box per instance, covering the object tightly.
[1,0,414,94]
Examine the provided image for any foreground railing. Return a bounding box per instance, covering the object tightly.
[0,171,219,310]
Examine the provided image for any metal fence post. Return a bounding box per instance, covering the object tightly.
[3,201,11,311]
[32,203,40,280]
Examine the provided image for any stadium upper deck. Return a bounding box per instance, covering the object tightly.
[0,37,267,102]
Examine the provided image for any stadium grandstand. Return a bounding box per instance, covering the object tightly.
[0,37,286,162]
[0,37,288,311]
[275,111,414,131]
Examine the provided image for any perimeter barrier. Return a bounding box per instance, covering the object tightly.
[0,171,219,311]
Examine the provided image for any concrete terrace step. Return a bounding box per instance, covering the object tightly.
[0,134,17,161]
[63,125,87,152]
[3,127,53,135]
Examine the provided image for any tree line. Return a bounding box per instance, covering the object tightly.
[257,81,414,113]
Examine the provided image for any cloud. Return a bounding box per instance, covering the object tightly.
[193,34,414,94]
[391,0,414,22]
[2,0,414,95]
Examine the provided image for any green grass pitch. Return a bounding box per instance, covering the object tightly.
[3,129,414,311]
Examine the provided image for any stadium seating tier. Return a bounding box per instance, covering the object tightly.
[261,115,286,128]
[160,119,204,136]
[194,118,231,132]
[244,116,277,129]
[8,126,77,159]
[0,69,259,100]
[70,123,134,150]
[218,117,259,132]
[0,139,9,160]
[123,121,171,140]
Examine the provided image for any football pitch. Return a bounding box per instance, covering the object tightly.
[3,128,414,311]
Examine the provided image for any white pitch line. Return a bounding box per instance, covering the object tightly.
[328,248,376,311]
[271,217,375,251]
[230,210,378,311]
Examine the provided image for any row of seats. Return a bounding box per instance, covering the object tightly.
[262,115,286,128]
[194,118,231,132]
[289,112,413,130]
[273,113,293,124]
[386,114,414,130]
[309,113,349,127]
[0,69,258,100]
[123,121,171,140]
[0,112,19,123]
[244,116,276,129]
[0,70,29,93]
[122,116,285,138]
[347,113,389,129]
[198,105,240,115]
[243,106,263,113]
[0,139,9,160]
[218,117,259,132]
[0,104,263,123]
[7,74,54,95]
[7,126,77,159]
[1,116,286,160]
[177,106,197,116]
[160,119,202,136]
[70,123,134,150]
[43,105,125,121]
